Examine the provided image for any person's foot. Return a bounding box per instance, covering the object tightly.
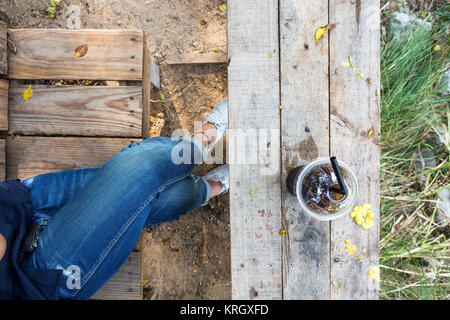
[203,165,229,198]
[194,98,228,156]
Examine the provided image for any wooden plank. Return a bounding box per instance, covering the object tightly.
[329,0,380,299]
[0,79,7,131]
[7,29,143,80]
[142,33,151,138]
[0,21,6,75]
[228,0,282,299]
[8,85,142,137]
[166,52,227,65]
[6,136,138,180]
[280,0,331,299]
[92,252,142,300]
[0,139,4,180]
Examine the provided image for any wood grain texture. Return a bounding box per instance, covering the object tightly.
[280,0,331,300]
[6,136,138,180]
[92,252,142,300]
[329,0,380,299]
[8,85,142,137]
[7,29,143,80]
[0,21,6,75]
[142,33,151,138]
[228,0,282,300]
[0,79,7,131]
[0,139,4,181]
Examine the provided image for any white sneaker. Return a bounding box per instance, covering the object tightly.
[202,165,229,196]
[203,98,228,156]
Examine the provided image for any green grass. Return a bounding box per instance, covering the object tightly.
[379,8,450,299]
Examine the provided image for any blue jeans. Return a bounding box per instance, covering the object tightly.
[20,136,211,299]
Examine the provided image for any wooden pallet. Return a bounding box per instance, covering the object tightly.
[0,27,154,300]
[228,0,380,299]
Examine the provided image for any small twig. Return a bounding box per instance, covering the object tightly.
[380,1,390,11]
[150,81,195,103]
[427,0,435,12]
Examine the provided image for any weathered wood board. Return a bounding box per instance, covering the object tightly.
[7,29,143,80]
[329,0,380,299]
[6,136,138,180]
[228,0,380,299]
[0,21,6,75]
[280,0,331,300]
[228,0,282,299]
[0,79,7,131]
[92,252,142,300]
[142,33,151,138]
[8,85,142,137]
[0,139,5,181]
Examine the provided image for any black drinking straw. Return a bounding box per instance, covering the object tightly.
[329,156,347,196]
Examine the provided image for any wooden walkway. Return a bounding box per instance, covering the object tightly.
[228,0,380,299]
[0,25,149,299]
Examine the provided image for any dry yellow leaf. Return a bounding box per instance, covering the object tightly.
[22,85,33,101]
[75,44,88,57]
[315,23,338,43]
[344,240,357,254]
[368,266,380,282]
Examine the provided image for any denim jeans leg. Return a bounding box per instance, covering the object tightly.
[23,136,208,299]
[21,168,99,218]
[144,175,211,227]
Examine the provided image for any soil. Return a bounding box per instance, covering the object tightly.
[1,0,230,299]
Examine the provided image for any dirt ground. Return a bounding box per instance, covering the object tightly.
[1,0,230,299]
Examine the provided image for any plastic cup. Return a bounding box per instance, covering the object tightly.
[286,157,358,221]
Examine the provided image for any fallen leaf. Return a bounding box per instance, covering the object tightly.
[146,17,153,22]
[218,4,227,12]
[22,85,33,101]
[49,0,60,6]
[249,189,258,194]
[368,266,380,282]
[359,73,365,78]
[142,279,149,287]
[433,44,441,51]
[376,89,380,96]
[348,56,356,70]
[368,130,373,137]
[366,77,373,85]
[75,44,88,57]
[332,280,339,288]
[344,239,357,254]
[159,93,166,101]
[278,105,283,110]
[46,6,56,14]
[280,229,286,237]
[315,23,338,43]
[200,19,207,25]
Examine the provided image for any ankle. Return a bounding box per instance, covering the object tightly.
[194,122,217,148]
[207,180,223,198]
